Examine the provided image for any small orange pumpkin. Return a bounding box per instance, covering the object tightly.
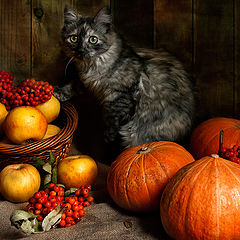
[107,141,194,212]
[160,154,240,240]
[190,117,240,159]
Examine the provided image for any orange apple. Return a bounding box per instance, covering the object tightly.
[0,103,8,136]
[36,95,60,123]
[0,164,41,202]
[57,155,98,189]
[3,106,48,144]
[43,124,61,139]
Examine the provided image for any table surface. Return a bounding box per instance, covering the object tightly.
[0,143,171,240]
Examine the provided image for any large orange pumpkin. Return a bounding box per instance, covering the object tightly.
[190,117,240,159]
[107,141,194,212]
[160,154,240,240]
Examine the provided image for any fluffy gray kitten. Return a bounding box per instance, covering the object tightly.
[59,7,195,148]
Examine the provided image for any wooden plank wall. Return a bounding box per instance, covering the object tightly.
[113,0,239,121]
[154,0,193,70]
[0,1,31,81]
[0,0,110,85]
[112,0,153,48]
[235,0,240,116]
[193,0,234,120]
[0,0,239,120]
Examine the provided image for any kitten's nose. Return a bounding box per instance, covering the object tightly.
[77,48,86,56]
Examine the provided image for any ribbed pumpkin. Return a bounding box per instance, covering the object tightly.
[160,154,240,240]
[190,117,240,159]
[107,141,194,212]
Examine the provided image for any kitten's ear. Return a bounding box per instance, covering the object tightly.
[94,7,112,25]
[64,6,79,24]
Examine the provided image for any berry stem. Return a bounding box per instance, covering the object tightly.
[218,130,224,155]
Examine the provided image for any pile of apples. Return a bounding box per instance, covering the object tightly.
[0,70,61,144]
[1,155,98,232]
[0,71,100,233]
[0,154,98,233]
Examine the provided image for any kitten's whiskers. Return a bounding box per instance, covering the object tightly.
[64,56,74,77]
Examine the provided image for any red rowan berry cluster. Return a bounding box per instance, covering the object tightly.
[26,183,93,227]
[219,145,240,164]
[0,70,53,110]
[0,70,14,109]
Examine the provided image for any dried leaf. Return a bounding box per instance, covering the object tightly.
[42,205,65,232]
[20,220,35,235]
[44,174,52,186]
[64,188,78,197]
[10,210,36,224]
[123,221,133,228]
[10,210,40,235]
[42,162,52,174]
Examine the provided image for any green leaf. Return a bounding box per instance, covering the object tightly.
[28,212,39,219]
[32,158,46,169]
[48,151,55,166]
[43,183,50,190]
[52,165,58,185]
[32,218,41,233]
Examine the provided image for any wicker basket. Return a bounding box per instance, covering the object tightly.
[0,101,78,170]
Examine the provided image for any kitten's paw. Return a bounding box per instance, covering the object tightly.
[53,84,73,101]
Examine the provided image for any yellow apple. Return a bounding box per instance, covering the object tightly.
[57,155,98,189]
[0,164,41,202]
[0,103,8,136]
[3,106,48,144]
[43,124,61,139]
[36,95,60,123]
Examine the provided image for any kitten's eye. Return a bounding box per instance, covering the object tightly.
[88,36,98,44]
[70,35,78,43]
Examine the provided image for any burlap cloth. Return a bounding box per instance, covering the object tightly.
[0,144,170,240]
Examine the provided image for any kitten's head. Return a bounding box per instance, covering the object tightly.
[62,7,114,59]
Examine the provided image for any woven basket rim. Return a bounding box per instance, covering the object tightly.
[0,101,78,153]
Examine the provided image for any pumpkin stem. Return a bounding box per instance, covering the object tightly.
[137,146,151,154]
[218,130,224,155]
[211,154,219,159]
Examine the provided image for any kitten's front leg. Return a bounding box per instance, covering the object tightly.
[103,97,135,143]
[103,108,120,143]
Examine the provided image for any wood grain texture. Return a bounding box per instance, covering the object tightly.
[0,0,31,83]
[112,0,153,48]
[154,0,193,70]
[235,0,240,117]
[0,1,239,120]
[193,0,234,119]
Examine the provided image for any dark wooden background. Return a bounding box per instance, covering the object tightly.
[1,0,239,119]
[0,0,239,160]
